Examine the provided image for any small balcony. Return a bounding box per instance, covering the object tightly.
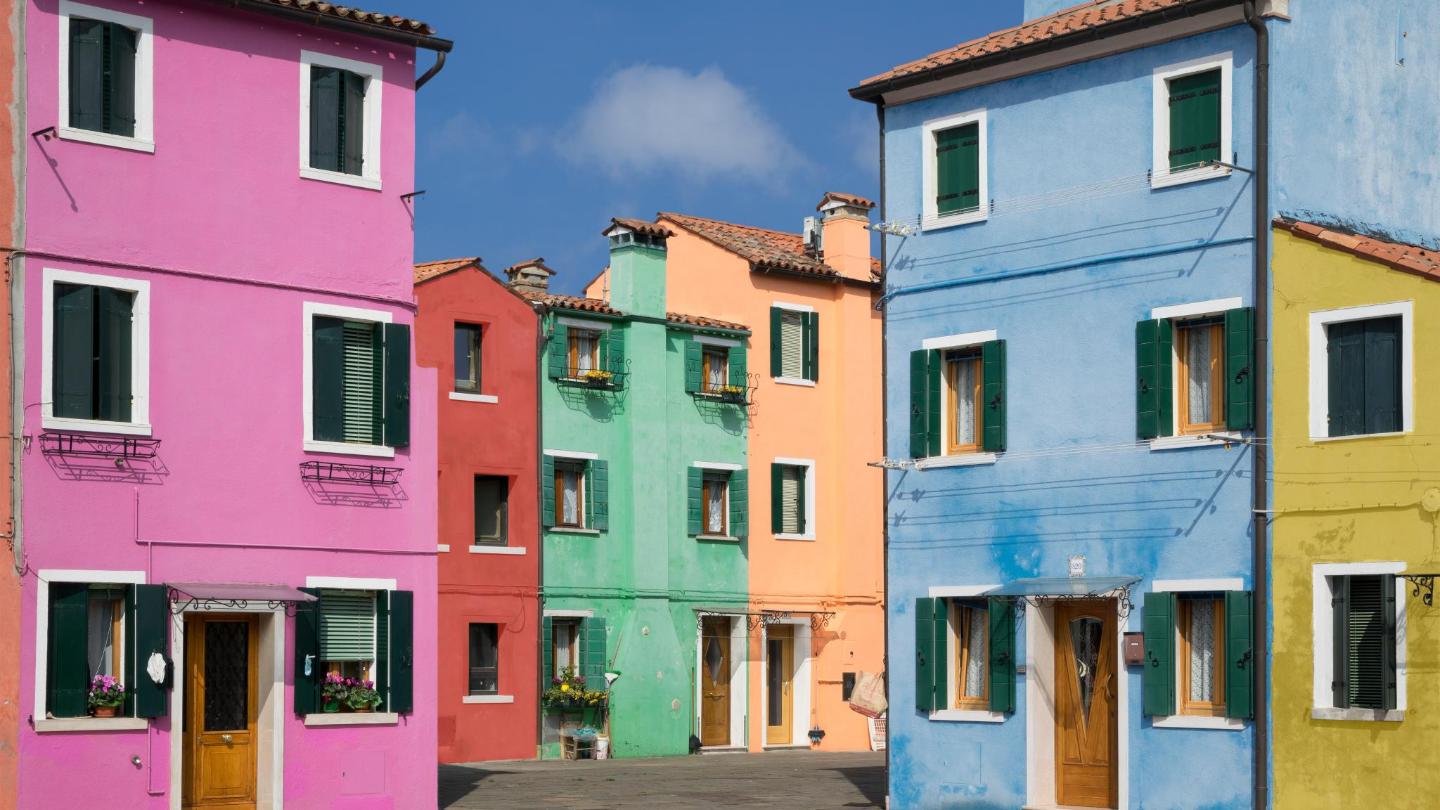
[557,367,628,392]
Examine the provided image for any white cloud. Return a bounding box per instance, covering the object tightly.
[561,64,802,183]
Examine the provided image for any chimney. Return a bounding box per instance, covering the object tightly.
[504,258,554,295]
[815,192,876,281]
[601,217,672,319]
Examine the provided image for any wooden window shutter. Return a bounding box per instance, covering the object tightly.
[122,586,136,717]
[1331,576,1350,708]
[590,460,609,532]
[311,317,346,442]
[935,123,980,215]
[541,455,556,528]
[1339,575,1395,710]
[1224,307,1255,431]
[341,70,366,175]
[728,344,747,389]
[1168,69,1222,171]
[1382,575,1398,710]
[1327,321,1365,437]
[105,22,137,137]
[803,312,819,382]
[932,598,948,709]
[769,307,783,376]
[684,338,702,393]
[547,323,569,379]
[375,590,389,709]
[309,66,342,172]
[770,463,785,534]
[914,597,937,713]
[686,466,703,536]
[47,582,90,718]
[795,467,807,535]
[981,339,1007,452]
[1142,591,1176,716]
[1136,319,1174,439]
[68,19,106,133]
[581,617,607,690]
[293,587,322,714]
[382,323,410,447]
[132,584,169,718]
[1223,590,1254,719]
[1363,317,1402,435]
[52,283,96,420]
[989,598,1016,713]
[909,350,931,458]
[95,287,133,423]
[540,617,554,691]
[729,470,748,539]
[387,590,414,714]
[605,327,626,390]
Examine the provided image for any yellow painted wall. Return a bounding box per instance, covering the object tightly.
[1271,228,1440,807]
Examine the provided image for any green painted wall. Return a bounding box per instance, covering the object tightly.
[541,242,749,759]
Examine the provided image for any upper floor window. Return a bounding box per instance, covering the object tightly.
[944,348,982,455]
[547,321,624,390]
[300,51,382,190]
[569,329,600,376]
[44,268,151,436]
[684,337,748,403]
[770,306,817,384]
[59,1,154,152]
[1137,301,1254,443]
[770,460,813,540]
[303,303,409,457]
[921,109,987,229]
[1152,54,1232,188]
[474,475,509,546]
[468,623,499,695]
[1309,564,1404,721]
[687,465,747,540]
[1326,316,1402,438]
[910,334,1006,460]
[454,323,482,394]
[543,454,608,533]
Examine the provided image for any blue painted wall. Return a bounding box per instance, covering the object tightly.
[881,26,1258,810]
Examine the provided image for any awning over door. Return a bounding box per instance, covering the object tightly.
[168,582,318,610]
[986,576,1139,599]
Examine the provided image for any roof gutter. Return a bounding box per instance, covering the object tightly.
[217,0,454,53]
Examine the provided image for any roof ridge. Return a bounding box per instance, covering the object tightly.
[414,256,481,267]
[1276,216,1440,284]
[660,211,803,240]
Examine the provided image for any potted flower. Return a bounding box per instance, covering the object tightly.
[320,672,350,713]
[346,680,382,713]
[718,384,747,403]
[543,667,608,724]
[88,674,126,718]
[580,369,614,388]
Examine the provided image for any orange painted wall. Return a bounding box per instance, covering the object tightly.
[0,0,20,802]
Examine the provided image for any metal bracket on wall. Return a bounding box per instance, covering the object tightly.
[1401,574,1437,607]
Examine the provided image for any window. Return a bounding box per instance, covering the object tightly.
[914,594,1015,715]
[702,347,728,393]
[305,304,410,454]
[44,269,150,435]
[771,463,808,537]
[921,109,987,228]
[557,462,584,528]
[685,338,747,400]
[569,329,600,377]
[1178,596,1224,717]
[318,589,376,681]
[550,619,580,677]
[910,336,1006,459]
[1142,588,1252,722]
[548,322,625,390]
[1137,303,1254,441]
[468,624,499,695]
[39,575,167,723]
[688,466,747,539]
[59,1,153,151]
[1326,317,1402,438]
[769,306,818,383]
[1152,54,1232,188]
[542,616,608,692]
[1175,317,1224,435]
[543,455,609,532]
[454,324,482,393]
[1330,575,1397,711]
[944,348,982,455]
[474,476,509,546]
[703,474,728,535]
[950,600,989,710]
[300,51,382,189]
[296,583,414,716]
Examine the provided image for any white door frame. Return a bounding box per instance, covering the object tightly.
[693,614,749,748]
[758,618,812,747]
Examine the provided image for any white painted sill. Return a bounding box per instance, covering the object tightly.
[1152,715,1245,730]
[1311,431,1407,444]
[1149,432,1243,451]
[58,126,155,153]
[303,440,395,459]
[696,534,740,543]
[462,694,515,705]
[921,208,987,232]
[550,527,600,536]
[774,533,815,542]
[1311,707,1404,723]
[34,716,148,733]
[43,416,152,437]
[449,392,499,404]
[437,544,451,552]
[929,709,1005,723]
[299,165,381,191]
[1150,164,1231,189]
[469,545,526,555]
[303,712,399,727]
[773,377,816,388]
[918,452,998,469]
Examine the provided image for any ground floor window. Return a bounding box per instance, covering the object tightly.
[1179,596,1225,716]
[295,586,414,715]
[318,589,376,681]
[469,623,499,695]
[1330,574,1397,710]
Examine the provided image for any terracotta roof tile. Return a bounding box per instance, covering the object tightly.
[413,256,481,284]
[665,312,749,332]
[817,191,876,211]
[1276,217,1440,283]
[504,258,557,276]
[516,290,624,317]
[605,217,675,239]
[249,0,436,36]
[659,212,837,278]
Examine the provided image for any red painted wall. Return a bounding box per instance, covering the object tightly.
[416,263,540,763]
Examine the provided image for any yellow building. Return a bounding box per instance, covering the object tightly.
[1271,219,1440,807]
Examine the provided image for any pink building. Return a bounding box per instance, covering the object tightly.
[14,1,449,807]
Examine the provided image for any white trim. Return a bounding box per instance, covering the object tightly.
[1150,578,1246,730]
[930,585,1004,721]
[58,1,155,153]
[42,268,152,435]
[33,569,146,727]
[758,619,813,747]
[1150,297,1244,321]
[449,392,498,404]
[1149,432,1243,452]
[303,712,399,727]
[773,377,816,388]
[693,335,741,349]
[1151,52,1233,189]
[921,330,997,351]
[921,108,988,231]
[929,709,1005,723]
[543,449,598,461]
[1312,561,1407,714]
[1152,578,1244,593]
[693,461,742,472]
[1152,715,1244,730]
[437,544,450,553]
[301,301,395,459]
[305,575,397,591]
[927,584,998,598]
[918,452,998,469]
[556,315,612,332]
[468,545,526,556]
[543,609,595,618]
[298,50,383,190]
[34,717,147,733]
[693,614,750,748]
[769,301,815,314]
[772,457,816,541]
[697,534,741,543]
[549,527,599,536]
[1307,301,1414,440]
[462,694,515,705]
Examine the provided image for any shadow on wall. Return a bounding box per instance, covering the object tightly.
[691,398,745,435]
[558,385,623,422]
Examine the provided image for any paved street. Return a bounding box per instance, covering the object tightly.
[439,751,885,809]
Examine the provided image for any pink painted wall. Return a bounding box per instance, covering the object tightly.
[17,1,438,807]
[0,0,20,804]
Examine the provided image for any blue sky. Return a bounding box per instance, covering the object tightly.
[403,1,1021,295]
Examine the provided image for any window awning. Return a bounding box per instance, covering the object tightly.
[986,576,1140,599]
[169,582,318,604]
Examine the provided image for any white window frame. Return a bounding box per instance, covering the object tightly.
[1311,562,1407,722]
[1307,301,1414,441]
[921,108,988,231]
[33,569,148,733]
[773,456,815,541]
[301,301,394,458]
[57,0,155,153]
[927,584,1005,723]
[695,463,734,540]
[1150,578,1246,731]
[1151,52,1233,189]
[302,576,398,726]
[299,50,383,191]
[42,267,152,436]
[771,302,815,387]
[918,330,999,468]
[1148,297,1246,451]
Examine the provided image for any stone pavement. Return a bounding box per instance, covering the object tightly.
[439,750,885,809]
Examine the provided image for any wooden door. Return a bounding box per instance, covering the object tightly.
[764,624,794,746]
[183,615,259,810]
[1055,601,1118,809]
[699,617,731,746]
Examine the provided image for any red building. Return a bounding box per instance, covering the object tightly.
[415,257,541,763]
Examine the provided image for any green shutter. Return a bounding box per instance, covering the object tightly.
[68,19,105,133]
[312,317,346,442]
[590,460,609,532]
[769,307,783,377]
[95,286,133,423]
[1224,307,1255,431]
[803,312,819,382]
[541,455,556,528]
[795,466,807,535]
[388,590,413,714]
[1168,69,1222,171]
[989,597,1016,713]
[770,463,784,534]
[936,123,980,215]
[548,323,569,379]
[932,598,948,711]
[382,323,410,448]
[375,590,390,710]
[294,588,321,714]
[687,466,703,536]
[540,617,554,690]
[1142,591,1176,716]
[729,470,748,539]
[728,345,747,389]
[981,339,1006,453]
[52,283,96,420]
[341,70,366,176]
[124,586,136,717]
[909,350,930,458]
[1363,318,1403,435]
[1382,575,1398,711]
[309,66,341,172]
[581,617,607,690]
[1339,575,1396,711]
[133,584,169,718]
[684,338,702,393]
[915,597,937,713]
[47,582,90,718]
[1224,590,1254,719]
[1136,319,1174,439]
[605,327,626,390]
[927,351,942,457]
[1331,576,1350,708]
[105,23,137,137]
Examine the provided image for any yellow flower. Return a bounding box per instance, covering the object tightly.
[560,684,570,692]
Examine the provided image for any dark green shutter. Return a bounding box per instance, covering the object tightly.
[932,598,948,710]
[294,588,321,714]
[684,338,702,393]
[1364,318,1402,435]
[548,323,569,379]
[981,339,1006,452]
[106,23,137,137]
[540,617,554,690]
[69,19,105,133]
[124,587,136,717]
[1382,575,1398,711]
[1338,575,1396,711]
[387,590,414,714]
[382,323,410,447]
[53,283,95,420]
[375,590,390,710]
[927,351,942,457]
[341,70,365,175]
[1324,318,1403,438]
[1136,319,1174,440]
[133,584,169,718]
[915,597,937,713]
[795,466,807,535]
[541,455,556,528]
[769,308,783,376]
[1224,307,1255,431]
[1142,591,1176,716]
[729,470,748,539]
[1168,69,1222,171]
[1331,576,1350,708]
[312,317,346,442]
[936,123,980,215]
[309,66,341,172]
[989,598,1016,713]
[909,350,931,458]
[581,617,607,690]
[590,460,609,532]
[687,466,703,536]
[605,327,626,390]
[95,287,133,423]
[1224,590,1254,719]
[728,345,747,389]
[1327,321,1365,438]
[770,463,784,535]
[803,312,819,382]
[47,582,90,718]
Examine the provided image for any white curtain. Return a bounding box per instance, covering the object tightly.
[953,360,977,446]
[562,469,581,525]
[1189,602,1216,702]
[707,481,725,533]
[964,607,987,698]
[86,594,116,678]
[707,353,727,390]
[1186,328,1212,425]
[575,334,595,373]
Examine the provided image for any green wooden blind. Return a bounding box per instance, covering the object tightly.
[1224,590,1254,719]
[47,582,91,718]
[729,470,748,539]
[777,311,804,379]
[383,323,410,448]
[604,327,626,390]
[132,584,169,718]
[981,339,1007,453]
[988,597,1016,713]
[1142,591,1176,716]
[309,66,365,174]
[540,617,554,691]
[95,287,134,423]
[1136,319,1175,440]
[1326,317,1402,437]
[770,463,784,535]
[684,338,703,393]
[541,455,556,527]
[548,323,569,379]
[341,321,380,444]
[772,465,805,535]
[52,283,96,420]
[1224,307,1255,431]
[936,123,980,215]
[769,308,783,377]
[341,71,366,176]
[375,590,390,710]
[686,466,703,536]
[1167,68,1222,171]
[932,598,948,710]
[908,350,931,458]
[1334,575,1396,710]
[294,587,321,714]
[387,590,414,714]
[312,317,346,442]
[590,459,609,532]
[914,597,937,713]
[803,312,819,382]
[318,590,375,662]
[581,617,608,690]
[69,19,137,137]
[728,345,747,388]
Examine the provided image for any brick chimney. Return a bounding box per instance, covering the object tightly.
[816,191,875,282]
[504,258,555,295]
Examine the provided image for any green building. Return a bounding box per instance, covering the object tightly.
[526,219,751,758]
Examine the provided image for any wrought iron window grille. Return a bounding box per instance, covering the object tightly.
[557,366,629,392]
[299,461,403,487]
[690,369,758,406]
[40,431,161,460]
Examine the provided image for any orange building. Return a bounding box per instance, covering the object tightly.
[586,192,884,752]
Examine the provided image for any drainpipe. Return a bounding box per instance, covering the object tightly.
[874,99,890,799]
[415,51,447,91]
[1242,3,1270,808]
[533,304,548,755]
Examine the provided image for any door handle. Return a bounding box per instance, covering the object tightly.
[221,734,233,745]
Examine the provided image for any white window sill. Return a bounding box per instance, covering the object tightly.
[929,709,1004,723]
[469,545,526,555]
[774,533,815,542]
[303,440,395,459]
[299,166,381,191]
[34,716,148,733]
[1311,707,1404,722]
[450,392,498,404]
[42,417,153,437]
[462,694,515,705]
[1311,431,1407,443]
[303,712,399,727]
[550,527,599,536]
[1148,432,1243,451]
[697,534,740,543]
[921,209,987,232]
[1151,164,1231,189]
[917,453,998,469]
[1152,714,1245,730]
[773,377,816,388]
[58,126,155,153]
[437,544,451,552]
